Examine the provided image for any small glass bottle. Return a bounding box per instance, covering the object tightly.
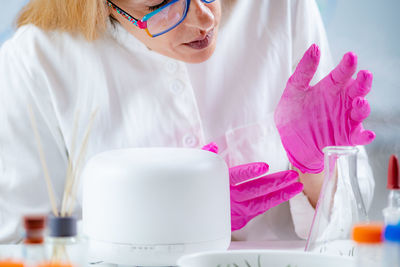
[352,223,384,267]
[383,155,400,225]
[383,224,400,267]
[22,215,48,267]
[45,215,87,267]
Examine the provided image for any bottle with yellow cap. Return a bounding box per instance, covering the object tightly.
[352,223,384,267]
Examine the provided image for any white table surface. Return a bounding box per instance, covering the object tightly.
[0,240,354,266]
[0,240,307,253]
[229,240,306,250]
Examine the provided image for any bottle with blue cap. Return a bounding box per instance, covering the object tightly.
[384,223,400,267]
[46,215,88,267]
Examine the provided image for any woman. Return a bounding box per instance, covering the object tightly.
[0,0,374,243]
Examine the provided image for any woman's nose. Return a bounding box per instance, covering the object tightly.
[184,0,215,31]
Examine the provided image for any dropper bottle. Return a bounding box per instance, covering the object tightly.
[383,154,400,225]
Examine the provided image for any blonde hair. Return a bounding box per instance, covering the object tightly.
[17,0,109,41]
[17,0,237,41]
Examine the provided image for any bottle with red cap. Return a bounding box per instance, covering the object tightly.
[383,154,400,225]
[22,215,48,267]
[352,223,384,267]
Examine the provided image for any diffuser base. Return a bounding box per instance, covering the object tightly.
[88,236,231,266]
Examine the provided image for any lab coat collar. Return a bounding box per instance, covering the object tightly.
[106,18,150,54]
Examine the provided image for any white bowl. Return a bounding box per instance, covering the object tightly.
[177,249,354,267]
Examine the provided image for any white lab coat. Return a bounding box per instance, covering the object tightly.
[0,0,374,243]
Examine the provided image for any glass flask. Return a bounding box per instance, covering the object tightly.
[305,146,368,254]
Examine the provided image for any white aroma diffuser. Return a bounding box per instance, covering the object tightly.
[82,147,231,266]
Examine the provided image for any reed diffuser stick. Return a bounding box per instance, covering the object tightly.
[67,108,98,216]
[27,105,59,217]
[28,105,98,264]
[61,110,80,217]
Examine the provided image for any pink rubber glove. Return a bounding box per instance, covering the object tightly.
[274,44,375,174]
[202,142,303,231]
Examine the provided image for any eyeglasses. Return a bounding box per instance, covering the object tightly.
[107,0,216,38]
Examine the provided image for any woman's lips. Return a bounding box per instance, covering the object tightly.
[184,29,214,50]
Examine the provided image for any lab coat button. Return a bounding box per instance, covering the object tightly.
[170,80,184,94]
[165,61,178,74]
[183,134,198,147]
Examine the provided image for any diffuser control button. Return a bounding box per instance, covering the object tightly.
[129,245,156,252]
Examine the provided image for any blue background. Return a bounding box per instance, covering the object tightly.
[1,0,399,221]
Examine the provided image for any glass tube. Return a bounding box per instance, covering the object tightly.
[305,146,368,253]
